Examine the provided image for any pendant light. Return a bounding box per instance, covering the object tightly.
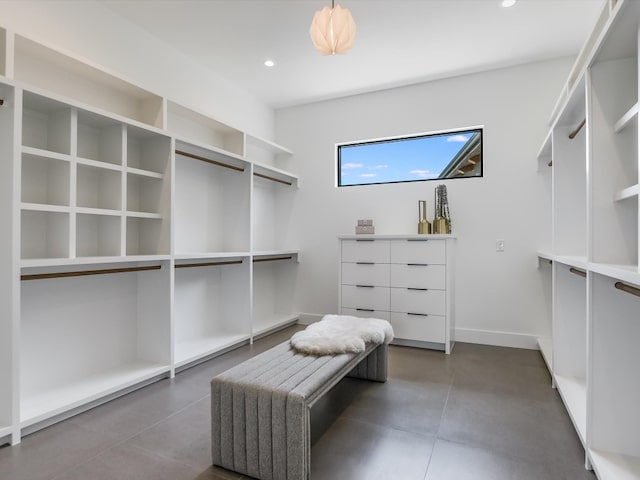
[309,0,356,55]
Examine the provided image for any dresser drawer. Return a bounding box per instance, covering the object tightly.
[342,239,390,263]
[390,264,445,289]
[341,285,390,312]
[342,263,390,287]
[390,312,445,343]
[390,239,445,264]
[340,307,390,321]
[390,287,445,315]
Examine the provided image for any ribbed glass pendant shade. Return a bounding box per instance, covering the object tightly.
[309,3,356,55]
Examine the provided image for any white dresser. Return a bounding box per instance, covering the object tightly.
[338,235,456,353]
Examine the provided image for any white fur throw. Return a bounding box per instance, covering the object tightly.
[290,314,394,355]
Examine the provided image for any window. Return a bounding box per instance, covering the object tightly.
[337,127,483,187]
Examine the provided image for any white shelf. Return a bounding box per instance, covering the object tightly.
[76,157,122,172]
[22,146,72,163]
[614,102,639,133]
[536,129,552,160]
[253,249,299,259]
[253,161,299,188]
[554,375,587,445]
[174,252,250,261]
[125,211,162,219]
[614,184,639,202]
[21,202,70,213]
[174,334,249,368]
[253,313,299,337]
[76,207,121,216]
[21,255,169,269]
[246,134,293,156]
[536,336,553,373]
[20,361,169,428]
[590,450,640,480]
[126,166,164,179]
[0,425,12,439]
[589,262,640,287]
[554,255,589,270]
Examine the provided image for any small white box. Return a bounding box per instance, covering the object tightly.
[355,225,375,234]
[357,219,374,227]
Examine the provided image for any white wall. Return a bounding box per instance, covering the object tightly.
[0,0,274,138]
[276,58,569,349]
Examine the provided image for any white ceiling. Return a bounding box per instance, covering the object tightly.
[101,0,605,109]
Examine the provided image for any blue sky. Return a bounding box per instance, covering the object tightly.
[339,131,473,186]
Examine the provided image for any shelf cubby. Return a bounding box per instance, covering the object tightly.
[173,257,250,368]
[252,165,298,252]
[552,262,587,444]
[22,91,71,155]
[126,126,170,175]
[252,253,299,337]
[76,213,121,258]
[19,262,170,427]
[167,101,244,157]
[77,110,123,165]
[174,143,250,254]
[126,216,168,256]
[589,272,640,480]
[126,172,164,215]
[21,151,70,207]
[589,54,638,268]
[21,209,69,260]
[76,163,122,211]
[14,35,164,128]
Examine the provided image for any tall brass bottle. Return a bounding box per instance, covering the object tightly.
[418,200,431,234]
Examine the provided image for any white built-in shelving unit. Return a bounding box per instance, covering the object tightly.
[0,27,299,446]
[536,1,640,478]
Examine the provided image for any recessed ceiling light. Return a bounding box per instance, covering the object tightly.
[264,60,275,67]
[501,0,516,6]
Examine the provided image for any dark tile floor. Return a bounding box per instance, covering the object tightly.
[0,325,596,480]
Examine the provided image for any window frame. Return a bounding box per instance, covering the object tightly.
[336,126,484,187]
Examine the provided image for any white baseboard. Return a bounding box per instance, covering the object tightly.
[296,313,324,325]
[454,328,539,350]
[296,314,540,351]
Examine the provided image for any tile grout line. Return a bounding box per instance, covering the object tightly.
[422,372,455,480]
[49,390,213,480]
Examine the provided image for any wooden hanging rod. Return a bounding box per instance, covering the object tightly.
[175,260,243,269]
[614,281,640,298]
[254,172,293,186]
[21,264,161,281]
[175,149,244,173]
[253,255,293,263]
[568,118,586,139]
[569,267,587,278]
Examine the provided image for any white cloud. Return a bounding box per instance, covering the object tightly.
[368,164,388,170]
[410,169,437,179]
[360,173,377,178]
[447,134,469,142]
[342,162,364,170]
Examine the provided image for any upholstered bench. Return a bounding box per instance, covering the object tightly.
[211,334,389,480]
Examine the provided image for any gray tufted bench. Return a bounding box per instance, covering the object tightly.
[211,339,388,480]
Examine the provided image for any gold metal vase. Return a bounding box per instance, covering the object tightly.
[418,200,431,234]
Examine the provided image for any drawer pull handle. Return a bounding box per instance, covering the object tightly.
[356,308,375,312]
[356,285,375,288]
[407,239,429,242]
[407,263,428,266]
[356,262,375,265]
[407,287,428,291]
[355,239,375,242]
[407,312,429,316]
